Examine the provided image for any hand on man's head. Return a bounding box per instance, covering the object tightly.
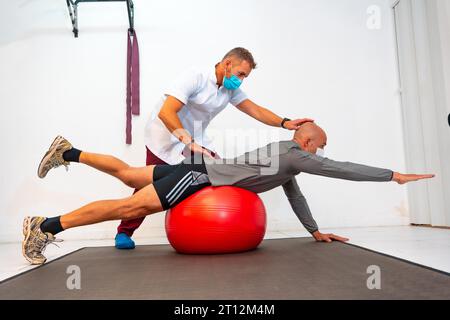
[284,118,315,130]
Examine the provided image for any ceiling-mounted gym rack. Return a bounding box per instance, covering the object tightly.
[65,0,134,38]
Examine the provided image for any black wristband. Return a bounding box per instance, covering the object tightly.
[281,118,291,129]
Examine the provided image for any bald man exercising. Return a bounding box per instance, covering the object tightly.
[23,123,434,264]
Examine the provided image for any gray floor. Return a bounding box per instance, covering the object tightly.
[1,238,449,300]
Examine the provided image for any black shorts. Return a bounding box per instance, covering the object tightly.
[153,156,211,210]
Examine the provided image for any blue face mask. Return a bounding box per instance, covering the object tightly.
[223,67,242,90]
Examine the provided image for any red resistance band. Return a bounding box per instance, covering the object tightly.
[126,28,140,144]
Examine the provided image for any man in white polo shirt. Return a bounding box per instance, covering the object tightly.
[115,47,314,249]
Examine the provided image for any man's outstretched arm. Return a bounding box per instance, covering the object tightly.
[289,150,434,183]
[286,150,434,242]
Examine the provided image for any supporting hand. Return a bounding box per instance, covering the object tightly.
[283,118,315,130]
[312,230,349,243]
[187,142,215,159]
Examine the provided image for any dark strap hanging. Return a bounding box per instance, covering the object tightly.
[126,28,140,144]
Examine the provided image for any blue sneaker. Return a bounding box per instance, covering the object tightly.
[115,233,135,249]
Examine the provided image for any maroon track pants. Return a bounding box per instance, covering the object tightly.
[116,147,168,236]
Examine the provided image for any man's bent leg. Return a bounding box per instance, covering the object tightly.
[79,152,156,189]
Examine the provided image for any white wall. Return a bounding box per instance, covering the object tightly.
[0,0,408,243]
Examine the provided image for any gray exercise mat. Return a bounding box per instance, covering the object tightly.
[1,238,449,300]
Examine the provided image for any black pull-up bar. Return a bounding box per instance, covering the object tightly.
[66,0,134,38]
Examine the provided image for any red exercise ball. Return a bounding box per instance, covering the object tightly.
[165,186,267,254]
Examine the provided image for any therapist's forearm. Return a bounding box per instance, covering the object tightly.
[252,106,284,127]
[158,110,192,144]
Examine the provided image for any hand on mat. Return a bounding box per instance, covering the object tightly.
[312,231,349,243]
[392,172,435,185]
[284,118,315,130]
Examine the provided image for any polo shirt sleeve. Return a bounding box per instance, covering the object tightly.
[164,67,203,105]
[230,88,249,107]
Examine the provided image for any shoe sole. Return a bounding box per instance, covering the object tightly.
[37,135,66,179]
[115,243,136,250]
[22,217,46,265]
[115,237,136,250]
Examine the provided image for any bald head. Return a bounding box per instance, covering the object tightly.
[293,122,327,154]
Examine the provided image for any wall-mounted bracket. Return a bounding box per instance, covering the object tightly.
[66,0,134,38]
